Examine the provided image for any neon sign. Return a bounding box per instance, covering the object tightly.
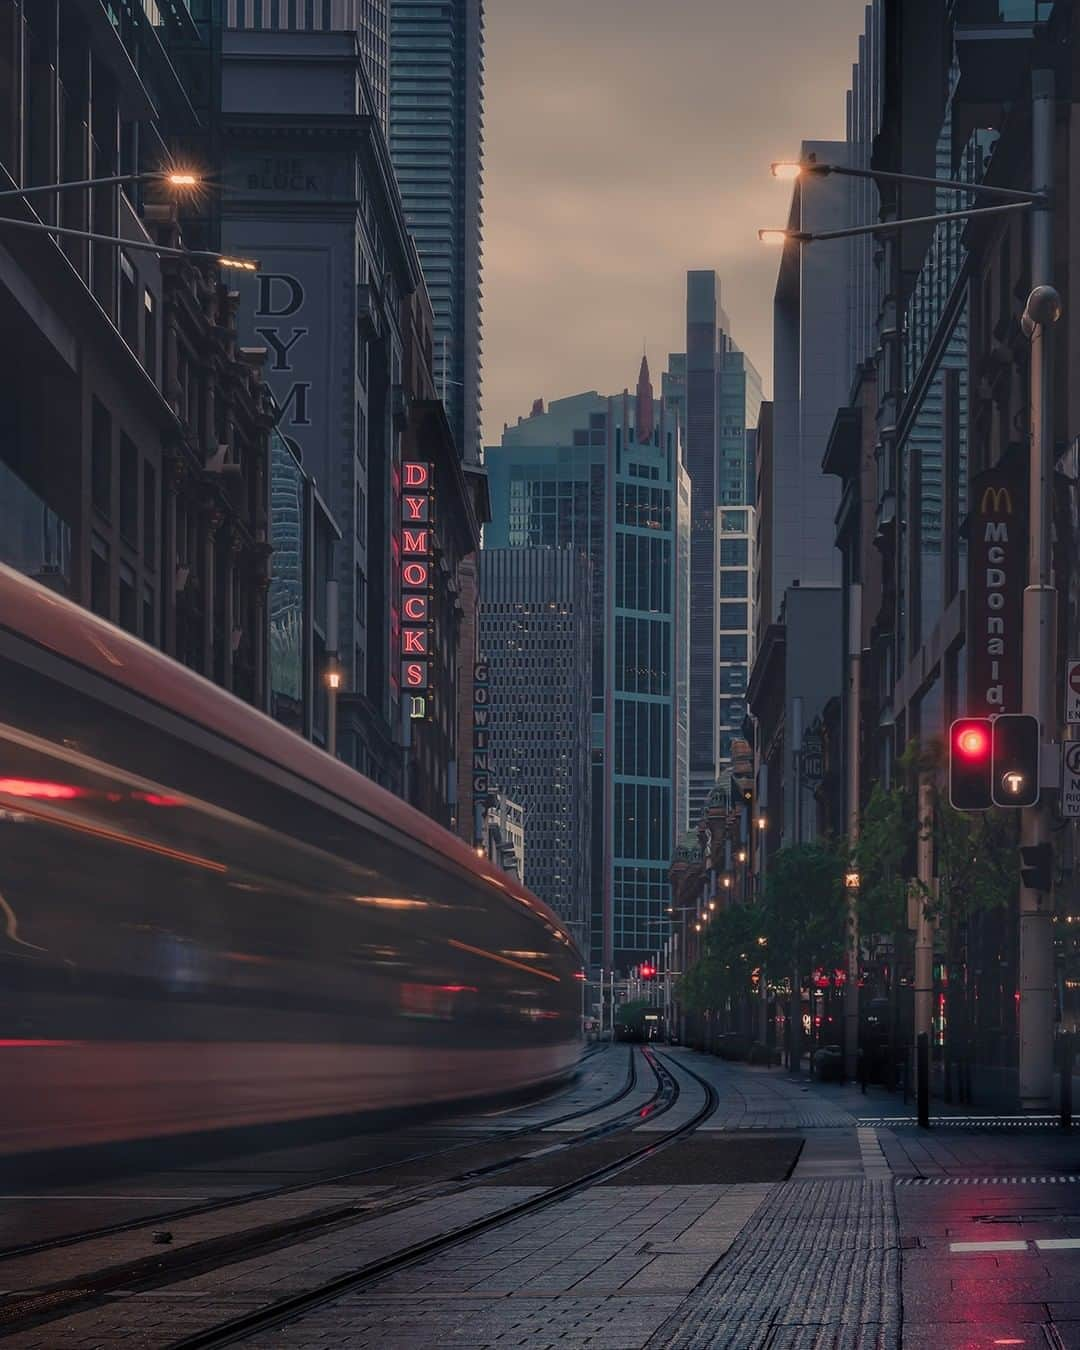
[401,462,433,719]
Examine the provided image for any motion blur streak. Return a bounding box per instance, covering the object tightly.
[0,779,85,799]
[0,798,228,873]
[447,938,563,983]
[0,563,580,1164]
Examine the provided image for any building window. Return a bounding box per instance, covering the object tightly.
[143,289,157,381]
[143,462,156,564]
[720,537,748,566]
[720,570,748,598]
[119,252,138,352]
[356,565,367,626]
[119,562,137,633]
[719,602,748,630]
[119,434,138,543]
[91,399,112,517]
[719,635,747,660]
[143,584,155,645]
[90,533,109,617]
[356,483,366,544]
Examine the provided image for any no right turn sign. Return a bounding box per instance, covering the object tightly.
[1067,661,1080,724]
[1062,741,1080,818]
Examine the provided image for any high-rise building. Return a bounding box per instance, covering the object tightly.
[225,0,389,129]
[389,0,484,461]
[485,363,690,971]
[478,548,591,951]
[670,273,762,825]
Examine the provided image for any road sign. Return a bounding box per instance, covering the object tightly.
[1061,741,1080,818]
[1067,662,1080,724]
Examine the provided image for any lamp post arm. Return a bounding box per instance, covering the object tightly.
[802,160,1046,204]
[0,213,253,267]
[0,171,170,201]
[796,199,1034,244]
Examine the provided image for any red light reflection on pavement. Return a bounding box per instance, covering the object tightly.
[0,1039,83,1048]
[132,792,185,807]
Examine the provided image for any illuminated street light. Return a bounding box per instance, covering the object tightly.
[758,229,790,246]
[757,814,767,831]
[737,850,747,864]
[770,160,803,181]
[0,167,204,202]
[708,901,716,911]
[694,923,702,933]
[768,156,1045,203]
[0,213,258,269]
[757,936,768,947]
[722,876,732,889]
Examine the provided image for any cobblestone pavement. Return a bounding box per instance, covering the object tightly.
[11,1051,1077,1349]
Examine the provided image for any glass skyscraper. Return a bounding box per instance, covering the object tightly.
[668,272,762,826]
[485,364,690,972]
[390,0,484,460]
[478,547,592,953]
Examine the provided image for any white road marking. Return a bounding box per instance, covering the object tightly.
[0,1194,214,1201]
[1034,1237,1080,1250]
[948,1240,1029,1253]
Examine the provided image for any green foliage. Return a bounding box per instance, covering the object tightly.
[853,782,913,936]
[928,796,1018,925]
[762,841,846,971]
[678,902,765,1013]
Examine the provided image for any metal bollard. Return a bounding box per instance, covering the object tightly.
[917,1032,930,1130]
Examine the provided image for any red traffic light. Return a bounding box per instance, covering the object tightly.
[640,962,656,980]
[955,722,989,760]
[949,717,993,810]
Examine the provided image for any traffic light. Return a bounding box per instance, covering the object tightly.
[1020,842,1053,892]
[949,718,992,810]
[991,713,1040,808]
[640,962,656,980]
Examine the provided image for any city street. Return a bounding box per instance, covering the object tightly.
[1,1047,1077,1348]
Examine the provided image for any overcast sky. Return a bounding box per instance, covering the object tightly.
[482,0,869,445]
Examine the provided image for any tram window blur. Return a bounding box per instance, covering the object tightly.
[0,634,578,1050]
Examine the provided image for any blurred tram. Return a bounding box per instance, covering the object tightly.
[0,565,582,1161]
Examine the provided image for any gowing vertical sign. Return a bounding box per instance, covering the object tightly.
[966,460,1028,717]
[401,462,433,719]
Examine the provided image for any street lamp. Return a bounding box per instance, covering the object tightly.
[757,814,767,831]
[0,167,204,201]
[0,213,258,270]
[769,156,1046,203]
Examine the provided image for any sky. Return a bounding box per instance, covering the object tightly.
[482,0,870,445]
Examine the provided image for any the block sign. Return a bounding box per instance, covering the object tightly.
[401,462,434,720]
[966,460,1028,716]
[473,660,490,814]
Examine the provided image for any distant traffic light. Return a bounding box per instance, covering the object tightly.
[991,713,1040,808]
[640,962,656,980]
[949,718,992,810]
[1020,842,1053,892]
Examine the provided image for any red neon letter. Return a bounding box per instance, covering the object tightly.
[402,562,429,588]
[403,495,429,522]
[403,595,428,622]
[404,661,426,687]
[403,628,428,655]
[403,462,430,489]
[402,528,429,555]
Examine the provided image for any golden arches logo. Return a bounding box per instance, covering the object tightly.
[981,486,1013,516]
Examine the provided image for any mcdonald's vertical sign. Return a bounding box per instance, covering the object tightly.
[401,461,433,719]
[966,459,1027,717]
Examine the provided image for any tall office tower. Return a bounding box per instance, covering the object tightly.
[390,0,484,462]
[225,0,389,128]
[673,273,762,826]
[478,548,592,952]
[486,363,691,973]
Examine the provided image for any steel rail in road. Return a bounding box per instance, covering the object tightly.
[165,1050,718,1350]
[0,1047,674,1338]
[0,1045,631,1267]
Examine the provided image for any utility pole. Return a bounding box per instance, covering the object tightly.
[844,583,862,1082]
[913,774,934,1048]
[1019,69,1060,1111]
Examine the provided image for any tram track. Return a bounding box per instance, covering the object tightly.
[164,1048,718,1350]
[0,1045,674,1339]
[0,1044,631,1266]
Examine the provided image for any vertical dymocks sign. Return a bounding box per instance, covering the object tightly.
[401,463,434,719]
[967,461,1028,716]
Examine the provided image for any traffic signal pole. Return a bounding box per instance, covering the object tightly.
[1019,69,1059,1111]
